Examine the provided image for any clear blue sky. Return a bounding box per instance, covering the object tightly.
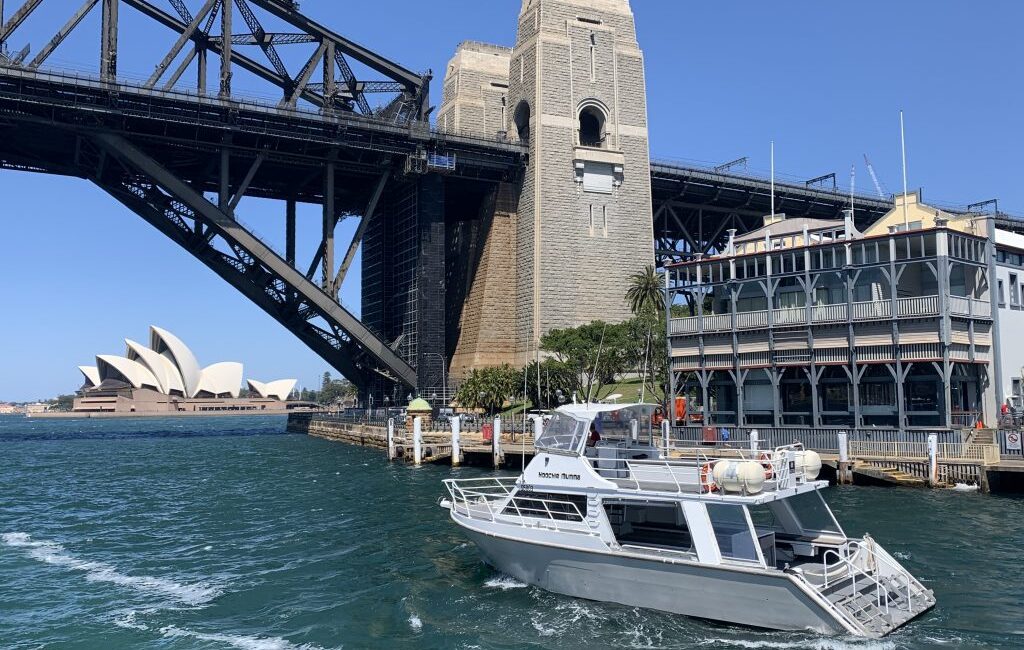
[1,1,1021,401]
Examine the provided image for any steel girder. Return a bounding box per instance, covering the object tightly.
[1,0,428,121]
[80,131,417,388]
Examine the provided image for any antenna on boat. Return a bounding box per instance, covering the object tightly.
[900,110,909,229]
[770,140,775,219]
[586,323,608,406]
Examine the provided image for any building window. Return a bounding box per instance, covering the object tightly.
[1011,273,1019,307]
[998,279,1006,307]
[602,205,608,236]
[588,204,594,235]
[578,104,606,148]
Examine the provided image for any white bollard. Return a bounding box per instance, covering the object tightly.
[413,416,423,466]
[387,418,396,460]
[837,431,850,484]
[534,414,544,441]
[749,429,760,453]
[927,432,938,487]
[630,419,639,444]
[661,419,670,455]
[492,416,502,468]
[451,415,461,467]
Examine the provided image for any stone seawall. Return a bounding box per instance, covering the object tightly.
[287,414,390,450]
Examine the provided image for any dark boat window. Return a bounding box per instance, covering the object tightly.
[604,501,692,552]
[706,503,759,562]
[504,491,586,521]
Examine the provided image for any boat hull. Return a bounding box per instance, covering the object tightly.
[461,524,847,635]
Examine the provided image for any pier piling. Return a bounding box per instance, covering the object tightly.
[837,432,852,484]
[387,418,396,461]
[451,416,461,467]
[661,420,669,454]
[492,416,502,468]
[413,417,423,466]
[927,433,938,487]
[749,429,759,453]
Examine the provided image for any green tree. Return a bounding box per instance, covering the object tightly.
[541,320,629,402]
[524,359,578,409]
[625,265,664,316]
[455,365,522,414]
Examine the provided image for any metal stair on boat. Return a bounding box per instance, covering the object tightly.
[817,569,932,637]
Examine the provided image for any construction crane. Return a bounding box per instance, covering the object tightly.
[863,153,887,199]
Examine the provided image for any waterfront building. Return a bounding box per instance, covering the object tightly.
[0,403,21,414]
[70,326,299,415]
[665,192,1006,433]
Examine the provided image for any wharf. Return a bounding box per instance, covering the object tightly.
[287,413,535,468]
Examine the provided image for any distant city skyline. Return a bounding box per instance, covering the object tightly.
[1,0,1021,401]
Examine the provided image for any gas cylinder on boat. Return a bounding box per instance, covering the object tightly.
[711,460,765,494]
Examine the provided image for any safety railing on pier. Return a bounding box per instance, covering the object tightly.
[670,426,960,454]
[848,440,1000,465]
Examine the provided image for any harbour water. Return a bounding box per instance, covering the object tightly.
[1,415,1021,649]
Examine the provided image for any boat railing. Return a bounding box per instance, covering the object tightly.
[821,537,915,617]
[442,477,596,535]
[606,444,806,494]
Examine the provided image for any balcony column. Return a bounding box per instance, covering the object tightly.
[985,214,1003,425]
[889,237,905,429]
[935,232,953,429]
[664,270,676,426]
[771,368,783,427]
[729,278,741,424]
[846,261,858,427]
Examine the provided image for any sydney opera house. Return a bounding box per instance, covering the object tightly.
[69,326,302,415]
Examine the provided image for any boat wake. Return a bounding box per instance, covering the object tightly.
[1,532,221,606]
[161,625,331,650]
[484,574,528,590]
[702,636,896,650]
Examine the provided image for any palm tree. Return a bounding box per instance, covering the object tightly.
[625,265,664,315]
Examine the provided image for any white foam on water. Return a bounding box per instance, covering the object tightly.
[530,619,556,637]
[892,551,911,560]
[161,625,329,650]
[2,532,221,606]
[112,608,150,631]
[483,575,527,590]
[702,637,896,650]
[407,614,423,631]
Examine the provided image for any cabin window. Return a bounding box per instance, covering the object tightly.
[706,503,760,562]
[535,413,585,451]
[604,501,693,553]
[786,491,843,535]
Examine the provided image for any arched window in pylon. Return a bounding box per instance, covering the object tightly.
[577,99,608,148]
[513,100,531,145]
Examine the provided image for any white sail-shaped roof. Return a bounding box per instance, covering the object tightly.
[197,362,244,398]
[150,326,202,397]
[78,365,101,388]
[96,355,162,391]
[125,339,186,395]
[247,378,297,401]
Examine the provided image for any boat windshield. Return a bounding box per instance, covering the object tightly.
[535,413,586,452]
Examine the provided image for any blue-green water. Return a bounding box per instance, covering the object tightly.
[1,415,1022,649]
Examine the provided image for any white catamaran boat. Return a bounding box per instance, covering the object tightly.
[440,403,935,638]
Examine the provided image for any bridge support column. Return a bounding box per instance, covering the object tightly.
[286,199,296,266]
[451,416,461,467]
[100,0,118,81]
[219,0,231,97]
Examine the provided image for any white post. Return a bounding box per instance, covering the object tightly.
[533,415,544,442]
[492,416,502,468]
[451,415,461,467]
[927,432,938,487]
[386,418,396,460]
[837,431,850,484]
[661,419,670,456]
[630,418,638,444]
[413,416,423,466]
[749,428,760,453]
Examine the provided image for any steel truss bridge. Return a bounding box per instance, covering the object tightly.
[0,0,1016,396]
